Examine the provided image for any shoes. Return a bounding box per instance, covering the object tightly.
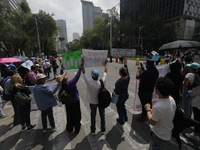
[185,132,200,141]
[26,124,36,132]
[116,118,124,125]
[0,114,9,119]
[91,131,95,135]
[135,117,145,122]
[43,129,48,133]
[51,127,56,132]
[101,131,105,135]
[22,126,26,131]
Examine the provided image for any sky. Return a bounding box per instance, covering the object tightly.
[26,0,119,42]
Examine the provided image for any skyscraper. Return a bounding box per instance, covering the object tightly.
[120,0,200,40]
[56,19,68,50]
[73,32,80,41]
[81,0,102,30]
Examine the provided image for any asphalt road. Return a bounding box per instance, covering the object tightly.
[0,59,200,150]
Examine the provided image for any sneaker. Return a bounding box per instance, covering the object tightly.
[22,126,26,131]
[116,118,124,125]
[26,124,36,132]
[43,129,48,133]
[91,132,95,135]
[185,132,200,141]
[51,127,56,132]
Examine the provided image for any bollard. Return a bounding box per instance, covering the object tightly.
[115,57,118,63]
[160,59,165,65]
[135,58,140,66]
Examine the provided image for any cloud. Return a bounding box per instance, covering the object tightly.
[26,0,119,42]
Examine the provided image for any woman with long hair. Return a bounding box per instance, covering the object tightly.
[9,74,36,132]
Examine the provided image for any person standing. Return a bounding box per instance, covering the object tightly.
[114,56,130,125]
[56,66,82,134]
[33,74,59,133]
[82,58,108,135]
[145,77,176,150]
[25,65,37,86]
[9,74,36,132]
[135,60,159,121]
[51,57,58,79]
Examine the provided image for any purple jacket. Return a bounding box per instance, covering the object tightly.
[64,68,81,101]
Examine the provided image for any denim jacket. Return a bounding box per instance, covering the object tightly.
[33,84,58,111]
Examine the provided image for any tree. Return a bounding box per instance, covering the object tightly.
[66,39,80,51]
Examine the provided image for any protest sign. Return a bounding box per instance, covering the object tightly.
[133,64,170,111]
[111,48,136,57]
[152,55,160,61]
[61,50,82,70]
[82,49,108,67]
[21,60,33,70]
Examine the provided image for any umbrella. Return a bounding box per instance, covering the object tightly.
[13,56,29,62]
[0,57,22,63]
[158,40,200,50]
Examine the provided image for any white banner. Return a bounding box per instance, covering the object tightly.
[111,48,136,57]
[133,64,170,111]
[82,49,108,67]
[21,60,33,70]
[28,83,61,111]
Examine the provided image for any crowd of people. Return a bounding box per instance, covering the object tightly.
[0,50,200,149]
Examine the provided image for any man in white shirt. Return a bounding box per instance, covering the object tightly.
[145,77,176,150]
[82,58,107,135]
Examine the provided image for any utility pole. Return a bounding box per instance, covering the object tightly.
[33,17,41,55]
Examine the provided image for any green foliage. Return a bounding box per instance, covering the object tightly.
[0,1,58,57]
[66,39,80,52]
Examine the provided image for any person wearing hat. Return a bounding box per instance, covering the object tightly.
[33,73,59,133]
[82,58,108,135]
[182,62,200,141]
[113,56,130,125]
[135,59,159,122]
[56,64,83,134]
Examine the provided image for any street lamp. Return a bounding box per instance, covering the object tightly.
[33,17,41,55]
[138,26,144,56]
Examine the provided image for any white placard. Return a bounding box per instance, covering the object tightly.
[111,48,136,57]
[82,49,108,67]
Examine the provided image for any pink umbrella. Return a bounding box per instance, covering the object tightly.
[0,57,22,63]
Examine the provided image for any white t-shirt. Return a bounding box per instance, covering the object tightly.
[185,73,195,85]
[151,96,176,140]
[83,72,107,104]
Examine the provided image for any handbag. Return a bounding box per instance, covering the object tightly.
[111,92,119,104]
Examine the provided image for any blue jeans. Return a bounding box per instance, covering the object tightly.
[116,93,129,125]
[41,107,55,130]
[90,104,105,133]
[182,86,192,117]
[149,132,168,150]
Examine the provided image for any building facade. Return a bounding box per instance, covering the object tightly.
[73,32,80,41]
[120,0,200,40]
[56,19,68,51]
[81,0,102,30]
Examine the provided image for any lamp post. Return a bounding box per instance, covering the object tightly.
[138,26,144,56]
[33,17,41,55]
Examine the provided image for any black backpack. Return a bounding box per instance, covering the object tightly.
[15,92,30,106]
[192,73,200,88]
[98,79,111,108]
[58,88,73,105]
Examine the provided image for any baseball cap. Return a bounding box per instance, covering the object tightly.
[91,70,99,78]
[35,64,40,67]
[36,74,46,80]
[187,62,200,70]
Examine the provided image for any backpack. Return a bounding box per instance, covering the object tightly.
[192,73,200,88]
[15,92,30,106]
[98,79,111,108]
[58,88,73,105]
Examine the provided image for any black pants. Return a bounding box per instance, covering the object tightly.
[65,100,81,133]
[10,99,20,125]
[193,107,200,133]
[19,103,31,126]
[138,91,153,119]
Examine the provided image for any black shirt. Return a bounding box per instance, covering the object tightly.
[139,67,159,92]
